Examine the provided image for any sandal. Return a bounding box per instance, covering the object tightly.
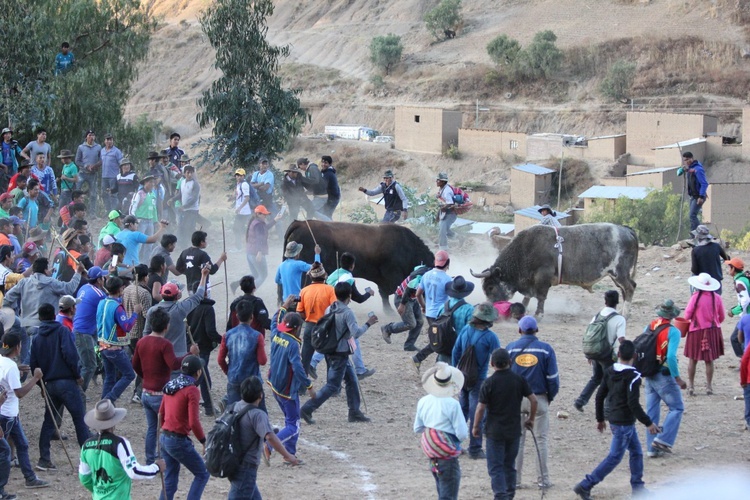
[687,387,694,397]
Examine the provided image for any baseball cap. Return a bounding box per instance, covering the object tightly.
[0,193,11,202]
[277,312,303,333]
[108,210,122,221]
[87,266,109,281]
[59,295,79,310]
[22,241,39,256]
[0,331,22,356]
[727,257,745,271]
[518,315,538,332]
[1,128,11,135]
[123,215,138,225]
[254,205,270,215]
[234,168,246,176]
[160,282,180,298]
[434,250,449,267]
[102,235,116,246]
[9,216,24,226]
[181,355,203,375]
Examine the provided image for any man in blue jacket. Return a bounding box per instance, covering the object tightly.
[267,299,314,461]
[74,266,109,393]
[30,303,90,471]
[507,315,559,490]
[678,151,709,231]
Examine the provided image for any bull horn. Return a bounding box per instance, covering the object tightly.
[470,268,491,278]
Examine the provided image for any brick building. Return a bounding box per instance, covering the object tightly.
[394,106,463,154]
[457,128,526,158]
[510,163,556,208]
[626,111,717,165]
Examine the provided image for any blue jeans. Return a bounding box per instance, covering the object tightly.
[226,382,267,413]
[101,348,136,403]
[39,379,89,462]
[78,171,99,213]
[274,393,300,455]
[580,424,644,491]
[689,197,702,231]
[228,463,261,499]
[0,416,36,481]
[310,340,368,375]
[438,211,457,250]
[245,253,268,289]
[645,372,684,451]
[159,433,209,500]
[0,437,9,493]
[75,333,97,392]
[21,326,36,368]
[486,436,521,500]
[141,392,163,464]
[459,383,484,455]
[744,385,750,429]
[382,210,402,223]
[431,457,461,500]
[301,354,361,417]
[102,177,118,213]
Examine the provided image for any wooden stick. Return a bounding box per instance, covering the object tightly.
[156,412,167,496]
[40,379,76,473]
[55,236,81,267]
[186,325,215,414]
[221,218,228,322]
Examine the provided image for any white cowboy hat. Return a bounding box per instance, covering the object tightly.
[421,362,464,398]
[84,399,127,431]
[688,272,720,292]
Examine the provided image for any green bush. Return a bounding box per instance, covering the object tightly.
[600,60,637,101]
[487,35,522,68]
[583,186,687,246]
[424,0,462,41]
[347,205,379,224]
[370,34,403,75]
[444,144,461,160]
[485,30,561,81]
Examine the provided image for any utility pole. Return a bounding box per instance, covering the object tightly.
[475,100,489,128]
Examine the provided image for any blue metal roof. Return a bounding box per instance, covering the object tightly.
[578,186,652,199]
[513,164,556,176]
[514,205,571,220]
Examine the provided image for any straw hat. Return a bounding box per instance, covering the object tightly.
[422,362,464,398]
[688,273,720,292]
[85,399,127,431]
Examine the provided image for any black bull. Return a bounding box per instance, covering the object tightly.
[471,223,639,317]
[283,221,435,309]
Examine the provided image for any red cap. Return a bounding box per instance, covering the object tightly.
[0,193,11,202]
[434,250,449,267]
[160,282,180,298]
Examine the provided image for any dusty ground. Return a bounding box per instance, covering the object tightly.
[9,214,750,499]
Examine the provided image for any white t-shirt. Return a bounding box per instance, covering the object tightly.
[0,355,22,417]
[591,306,627,346]
[235,181,253,215]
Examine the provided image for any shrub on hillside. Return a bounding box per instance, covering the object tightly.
[517,30,563,79]
[600,60,637,101]
[370,34,403,75]
[424,0,463,41]
[487,35,522,69]
[584,186,687,246]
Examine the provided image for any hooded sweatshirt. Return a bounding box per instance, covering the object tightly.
[4,272,81,327]
[186,298,221,355]
[30,320,80,382]
[267,309,312,399]
[595,363,653,427]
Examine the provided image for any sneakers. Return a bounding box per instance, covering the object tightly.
[538,481,554,489]
[51,432,68,441]
[573,483,593,500]
[24,478,49,489]
[468,450,486,460]
[131,393,141,404]
[403,345,418,352]
[651,440,673,454]
[647,450,666,458]
[381,326,392,344]
[348,412,371,423]
[357,368,376,380]
[0,491,17,500]
[308,365,318,380]
[35,459,57,471]
[412,356,421,375]
[300,409,316,425]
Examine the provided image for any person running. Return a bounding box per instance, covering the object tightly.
[115,215,167,266]
[123,264,153,404]
[186,281,221,416]
[245,205,281,288]
[298,263,336,377]
[474,348,537,500]
[381,265,428,352]
[175,230,227,294]
[232,168,259,250]
[683,273,725,396]
[158,355,209,500]
[30,303,90,471]
[149,234,182,283]
[413,362,467,500]
[227,275,271,335]
[413,250,452,370]
[79,399,164,499]
[358,169,409,223]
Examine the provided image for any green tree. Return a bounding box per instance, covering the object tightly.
[487,35,522,68]
[424,0,463,40]
[517,30,562,79]
[600,60,637,101]
[370,34,404,75]
[0,0,155,152]
[584,186,687,246]
[198,0,306,165]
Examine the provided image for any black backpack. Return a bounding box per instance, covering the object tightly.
[456,329,481,389]
[633,324,670,377]
[428,299,466,356]
[204,402,255,479]
[311,310,341,355]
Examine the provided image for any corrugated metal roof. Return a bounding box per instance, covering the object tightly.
[653,137,706,150]
[514,206,571,220]
[578,186,652,199]
[588,134,625,140]
[469,222,515,235]
[626,166,679,176]
[512,163,556,175]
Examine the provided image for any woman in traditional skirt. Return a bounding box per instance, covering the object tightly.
[684,272,725,395]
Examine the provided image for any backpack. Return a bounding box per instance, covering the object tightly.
[449,185,473,215]
[582,311,619,360]
[427,299,466,356]
[204,402,255,479]
[456,330,480,389]
[633,324,671,377]
[311,310,341,355]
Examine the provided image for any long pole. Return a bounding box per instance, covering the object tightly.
[40,379,75,473]
[156,413,167,496]
[221,218,229,322]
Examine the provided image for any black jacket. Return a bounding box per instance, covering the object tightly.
[595,363,653,427]
[30,320,80,382]
[227,294,270,334]
[186,298,221,355]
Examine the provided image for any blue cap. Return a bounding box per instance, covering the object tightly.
[518,315,538,332]
[9,216,24,226]
[87,266,109,280]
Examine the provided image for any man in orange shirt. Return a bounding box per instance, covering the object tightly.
[0,218,11,247]
[297,262,336,378]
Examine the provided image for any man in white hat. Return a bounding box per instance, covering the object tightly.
[414,362,467,500]
[79,399,163,499]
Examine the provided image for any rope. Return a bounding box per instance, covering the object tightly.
[552,226,564,285]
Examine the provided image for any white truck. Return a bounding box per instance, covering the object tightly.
[324,124,379,142]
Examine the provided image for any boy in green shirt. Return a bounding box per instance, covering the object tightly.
[0,193,11,218]
[10,175,26,205]
[79,399,164,499]
[59,150,79,207]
